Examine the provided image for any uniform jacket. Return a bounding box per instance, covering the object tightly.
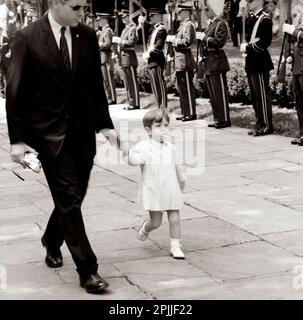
[173,18,196,71]
[245,10,274,73]
[202,18,230,75]
[146,22,167,68]
[119,21,138,67]
[6,15,114,159]
[96,24,114,65]
[292,26,303,75]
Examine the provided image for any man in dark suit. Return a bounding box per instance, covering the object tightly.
[240,0,274,136]
[196,0,231,129]
[142,8,167,108]
[283,11,303,146]
[6,0,120,294]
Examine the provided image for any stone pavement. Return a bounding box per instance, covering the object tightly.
[2,97,303,300]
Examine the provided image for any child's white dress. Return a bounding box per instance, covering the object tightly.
[128,138,186,211]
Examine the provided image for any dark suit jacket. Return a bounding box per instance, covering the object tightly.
[202,18,230,75]
[6,15,114,159]
[0,36,9,75]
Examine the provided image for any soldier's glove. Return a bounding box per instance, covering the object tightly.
[112,36,121,44]
[166,35,175,43]
[142,51,150,61]
[196,31,206,41]
[283,23,295,35]
[138,15,146,25]
[286,56,293,64]
[240,42,248,53]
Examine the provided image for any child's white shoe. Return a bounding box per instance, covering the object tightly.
[137,220,149,241]
[170,245,185,259]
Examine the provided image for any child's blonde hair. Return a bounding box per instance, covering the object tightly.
[143,108,170,129]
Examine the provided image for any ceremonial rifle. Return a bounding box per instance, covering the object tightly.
[139,0,147,52]
[194,0,205,80]
[113,0,119,58]
[164,1,175,77]
[277,0,292,83]
[240,0,247,58]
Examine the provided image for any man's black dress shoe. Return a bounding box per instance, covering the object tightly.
[41,238,63,268]
[291,137,303,146]
[109,100,117,105]
[208,122,217,127]
[214,121,231,129]
[80,273,109,294]
[176,116,185,121]
[252,130,273,137]
[182,115,197,122]
[125,106,140,110]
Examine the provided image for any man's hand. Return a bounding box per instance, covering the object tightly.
[196,31,206,41]
[283,23,295,35]
[10,143,36,167]
[112,36,121,44]
[100,129,121,150]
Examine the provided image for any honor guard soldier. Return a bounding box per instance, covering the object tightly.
[196,0,231,129]
[113,9,140,110]
[283,11,303,146]
[96,13,117,105]
[240,0,274,136]
[166,2,197,122]
[141,8,168,108]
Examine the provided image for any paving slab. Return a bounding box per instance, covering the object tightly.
[151,272,303,300]
[148,217,258,252]
[186,241,303,281]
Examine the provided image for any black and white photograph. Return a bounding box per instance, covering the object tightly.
[1,0,303,304]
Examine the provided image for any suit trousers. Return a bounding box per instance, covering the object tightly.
[101,61,116,104]
[206,72,230,123]
[40,138,98,278]
[293,74,303,136]
[247,72,273,133]
[148,65,167,108]
[122,66,140,107]
[176,70,196,116]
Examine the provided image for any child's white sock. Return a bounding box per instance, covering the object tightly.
[170,238,185,259]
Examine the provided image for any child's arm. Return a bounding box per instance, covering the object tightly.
[176,164,186,192]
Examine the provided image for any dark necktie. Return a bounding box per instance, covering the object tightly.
[60,26,71,71]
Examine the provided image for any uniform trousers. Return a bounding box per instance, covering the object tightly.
[148,65,167,108]
[206,72,230,123]
[122,66,140,107]
[40,137,98,278]
[293,74,303,136]
[247,71,273,133]
[101,61,116,104]
[176,69,196,116]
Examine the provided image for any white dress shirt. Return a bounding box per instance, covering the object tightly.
[48,11,72,65]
